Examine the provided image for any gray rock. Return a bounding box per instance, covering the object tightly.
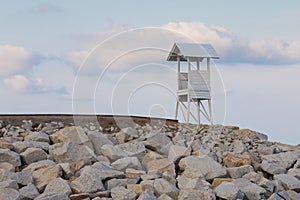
[58,163,74,179]
[0,162,14,172]
[0,149,21,167]
[23,160,56,172]
[232,178,266,199]
[176,175,203,190]
[24,131,50,143]
[179,155,226,180]
[157,194,173,200]
[20,147,48,165]
[32,165,62,192]
[154,178,179,199]
[117,142,146,162]
[116,127,139,143]
[227,165,254,178]
[257,177,276,197]
[137,190,157,200]
[0,168,13,182]
[50,126,93,150]
[43,178,72,196]
[88,132,113,155]
[261,151,300,169]
[242,171,262,183]
[12,171,34,186]
[261,160,287,175]
[70,166,105,194]
[13,141,49,153]
[105,178,138,190]
[274,174,300,192]
[144,133,173,155]
[49,142,97,164]
[287,168,300,179]
[267,193,284,200]
[35,193,70,200]
[0,179,18,190]
[232,140,246,154]
[0,188,20,200]
[111,157,142,171]
[19,183,40,199]
[89,162,124,180]
[111,186,137,200]
[101,144,128,162]
[215,182,240,200]
[168,145,189,163]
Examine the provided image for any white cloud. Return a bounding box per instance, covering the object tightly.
[65,50,89,68]
[0,45,37,75]
[3,75,30,92]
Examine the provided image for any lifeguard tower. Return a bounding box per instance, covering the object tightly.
[167,43,219,124]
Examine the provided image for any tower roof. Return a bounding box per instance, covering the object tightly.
[167,43,219,61]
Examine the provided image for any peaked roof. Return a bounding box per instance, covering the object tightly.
[167,43,219,61]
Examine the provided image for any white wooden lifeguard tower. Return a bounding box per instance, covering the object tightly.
[167,43,219,124]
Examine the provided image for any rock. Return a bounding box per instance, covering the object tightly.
[127,184,143,194]
[168,145,190,163]
[154,178,179,199]
[69,193,90,200]
[142,151,164,169]
[0,168,13,182]
[49,142,97,164]
[179,155,226,180]
[41,178,72,196]
[116,127,139,143]
[50,126,93,149]
[88,132,113,155]
[212,178,233,188]
[261,160,287,175]
[287,190,300,200]
[274,174,300,192]
[32,165,62,192]
[20,147,48,165]
[58,163,74,179]
[12,141,49,153]
[24,131,50,143]
[140,180,155,193]
[233,129,268,140]
[105,178,138,190]
[35,193,70,200]
[215,182,240,200]
[177,176,203,190]
[19,183,40,199]
[144,133,172,155]
[0,138,14,149]
[111,186,137,200]
[0,149,21,167]
[223,154,252,167]
[227,165,254,178]
[70,167,105,193]
[23,160,56,172]
[232,140,246,154]
[89,162,124,180]
[0,162,14,172]
[0,188,20,200]
[111,157,142,171]
[232,178,266,199]
[177,189,203,200]
[261,151,300,169]
[267,193,284,200]
[242,171,262,183]
[101,144,128,162]
[117,142,146,161]
[157,194,173,200]
[125,168,146,179]
[146,158,175,176]
[0,179,18,190]
[137,190,157,200]
[13,171,34,186]
[287,168,300,179]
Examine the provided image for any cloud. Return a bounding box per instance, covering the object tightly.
[0,45,39,75]
[3,75,30,92]
[27,3,62,14]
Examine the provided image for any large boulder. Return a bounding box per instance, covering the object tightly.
[154,178,179,199]
[20,147,48,165]
[179,155,226,180]
[50,126,93,150]
[19,183,40,199]
[0,149,21,167]
[32,165,62,192]
[261,160,286,175]
[232,178,266,199]
[215,182,240,200]
[144,133,173,155]
[227,165,254,178]
[49,142,97,164]
[88,132,113,155]
[101,144,128,162]
[261,151,300,169]
[274,174,300,192]
[117,142,146,162]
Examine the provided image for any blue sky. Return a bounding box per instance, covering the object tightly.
[1,1,300,144]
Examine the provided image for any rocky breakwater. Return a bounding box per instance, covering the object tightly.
[0,119,300,199]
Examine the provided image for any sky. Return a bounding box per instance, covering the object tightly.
[0,1,300,144]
